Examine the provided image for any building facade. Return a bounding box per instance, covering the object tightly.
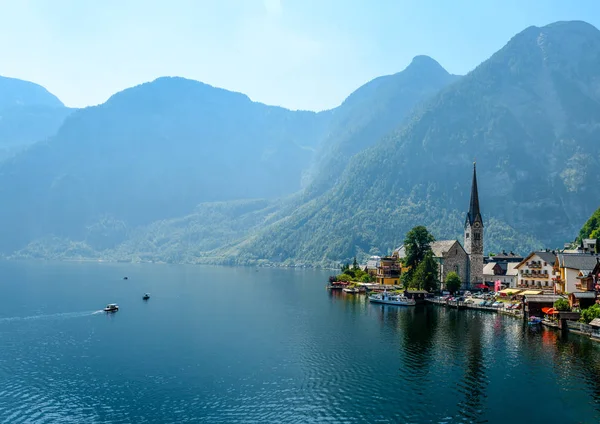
[515,251,556,291]
[554,253,600,293]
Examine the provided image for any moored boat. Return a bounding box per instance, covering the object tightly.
[143,293,150,300]
[343,287,359,294]
[327,282,348,290]
[368,292,416,306]
[104,303,119,312]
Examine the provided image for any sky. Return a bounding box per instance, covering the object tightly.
[0,0,599,111]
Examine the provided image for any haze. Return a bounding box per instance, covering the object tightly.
[0,0,598,111]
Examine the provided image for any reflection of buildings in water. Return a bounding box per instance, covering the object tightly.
[541,329,558,346]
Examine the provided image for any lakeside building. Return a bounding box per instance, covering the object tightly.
[375,256,401,285]
[483,261,518,288]
[515,251,557,291]
[554,253,600,293]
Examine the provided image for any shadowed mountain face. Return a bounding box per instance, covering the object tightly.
[5,21,600,265]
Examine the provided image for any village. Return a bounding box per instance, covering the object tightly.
[328,163,600,342]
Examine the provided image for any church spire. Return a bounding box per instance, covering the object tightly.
[466,162,483,226]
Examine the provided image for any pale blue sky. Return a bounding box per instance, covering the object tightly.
[0,0,598,110]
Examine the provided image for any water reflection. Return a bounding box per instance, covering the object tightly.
[456,315,487,423]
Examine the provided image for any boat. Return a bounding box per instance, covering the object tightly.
[368,292,416,306]
[528,316,542,325]
[104,303,119,312]
[123,277,128,280]
[327,282,348,290]
[143,293,150,300]
[343,287,359,294]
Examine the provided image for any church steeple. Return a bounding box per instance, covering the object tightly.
[466,162,483,227]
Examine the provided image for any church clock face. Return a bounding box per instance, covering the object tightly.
[474,223,480,229]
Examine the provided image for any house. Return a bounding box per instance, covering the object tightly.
[569,292,597,310]
[554,253,600,293]
[515,251,557,291]
[576,258,600,292]
[375,256,401,286]
[483,261,519,288]
[365,256,381,276]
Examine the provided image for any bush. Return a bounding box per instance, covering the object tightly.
[581,304,600,323]
[554,298,570,311]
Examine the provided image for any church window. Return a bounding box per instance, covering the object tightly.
[474,233,480,241]
[466,233,470,239]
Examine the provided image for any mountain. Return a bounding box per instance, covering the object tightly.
[7,21,600,267]
[0,76,72,159]
[0,75,64,109]
[304,55,460,197]
[0,77,329,252]
[216,20,600,266]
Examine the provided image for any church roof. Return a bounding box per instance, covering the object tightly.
[431,240,462,258]
[466,163,483,226]
[394,240,463,259]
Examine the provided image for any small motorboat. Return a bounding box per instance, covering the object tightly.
[368,291,416,306]
[142,293,150,300]
[528,316,542,325]
[343,287,359,294]
[104,303,119,312]
[123,277,128,280]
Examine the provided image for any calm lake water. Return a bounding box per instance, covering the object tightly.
[0,261,599,423]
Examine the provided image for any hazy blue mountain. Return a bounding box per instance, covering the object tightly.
[0,76,72,159]
[217,20,600,266]
[0,75,64,109]
[0,77,328,252]
[9,21,600,266]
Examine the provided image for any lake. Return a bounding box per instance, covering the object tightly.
[0,261,599,423]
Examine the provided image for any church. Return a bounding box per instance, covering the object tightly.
[394,163,484,289]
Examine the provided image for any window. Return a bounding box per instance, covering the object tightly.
[466,233,470,239]
[474,233,480,241]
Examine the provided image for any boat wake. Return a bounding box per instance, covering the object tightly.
[0,310,103,323]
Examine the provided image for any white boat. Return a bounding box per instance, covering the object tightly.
[142,293,150,300]
[368,292,416,306]
[343,287,359,294]
[104,303,119,312]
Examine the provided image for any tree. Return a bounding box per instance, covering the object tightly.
[411,251,439,291]
[581,304,600,323]
[403,226,435,283]
[445,271,461,294]
[554,298,570,311]
[352,256,359,270]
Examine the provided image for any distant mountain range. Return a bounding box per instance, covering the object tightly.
[4,20,600,267]
[0,75,73,160]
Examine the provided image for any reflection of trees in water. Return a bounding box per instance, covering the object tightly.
[456,314,487,423]
[396,306,439,391]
